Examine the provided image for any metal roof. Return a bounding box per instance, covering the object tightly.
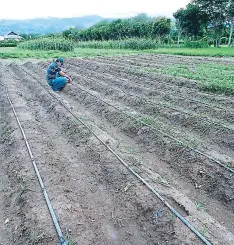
[4,31,23,39]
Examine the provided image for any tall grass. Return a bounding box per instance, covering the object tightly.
[18,38,74,52]
[152,63,234,95]
[184,41,209,48]
[76,38,181,50]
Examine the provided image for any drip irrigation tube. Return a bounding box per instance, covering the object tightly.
[68,59,234,113]
[22,75,213,245]
[68,61,228,111]
[16,66,216,244]
[53,89,212,245]
[70,82,234,175]
[5,86,68,245]
[72,69,233,132]
[17,64,234,173]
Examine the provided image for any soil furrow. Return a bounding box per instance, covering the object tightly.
[1,56,234,245]
[23,61,234,171]
[24,62,234,159]
[67,58,234,109]
[16,63,234,212]
[70,58,234,118]
[5,62,196,245]
[19,62,234,244]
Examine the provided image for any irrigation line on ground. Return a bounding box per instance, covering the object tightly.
[69,81,234,174]
[5,85,68,245]
[71,68,234,133]
[20,68,212,245]
[117,82,234,132]
[68,60,232,110]
[17,64,234,174]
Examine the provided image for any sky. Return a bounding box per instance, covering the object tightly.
[1,0,190,20]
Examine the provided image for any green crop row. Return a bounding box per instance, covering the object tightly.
[151,63,234,95]
[76,38,182,50]
[18,38,74,52]
[0,41,18,47]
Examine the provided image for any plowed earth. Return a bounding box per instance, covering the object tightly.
[0,54,234,245]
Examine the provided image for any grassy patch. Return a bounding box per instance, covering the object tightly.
[1,46,233,95]
[0,47,140,59]
[147,47,234,57]
[152,63,234,95]
[1,46,234,59]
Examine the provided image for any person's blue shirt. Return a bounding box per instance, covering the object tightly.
[46,61,61,81]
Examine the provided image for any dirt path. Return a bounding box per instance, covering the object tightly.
[0,55,234,245]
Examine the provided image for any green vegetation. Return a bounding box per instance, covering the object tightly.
[149,47,234,57]
[0,41,18,47]
[18,38,74,52]
[1,1,232,56]
[196,201,206,211]
[66,229,74,245]
[61,1,234,48]
[150,63,234,95]
[0,47,141,59]
[76,38,180,50]
[184,41,209,48]
[1,46,234,59]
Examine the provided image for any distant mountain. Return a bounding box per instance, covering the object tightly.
[0,16,112,35]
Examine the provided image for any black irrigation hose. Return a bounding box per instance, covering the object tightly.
[18,64,234,174]
[5,85,68,245]
[68,60,232,111]
[70,82,234,175]
[19,69,212,245]
[69,66,233,132]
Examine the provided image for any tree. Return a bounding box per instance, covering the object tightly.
[227,0,234,46]
[192,0,229,47]
[173,3,208,45]
[152,17,171,42]
[131,13,153,23]
[173,9,187,45]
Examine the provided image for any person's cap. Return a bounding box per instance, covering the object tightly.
[57,57,64,65]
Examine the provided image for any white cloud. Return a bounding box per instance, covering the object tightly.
[1,0,189,19]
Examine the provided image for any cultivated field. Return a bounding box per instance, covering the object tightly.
[0,54,234,245]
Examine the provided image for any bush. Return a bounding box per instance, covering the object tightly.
[184,41,209,48]
[0,41,18,47]
[220,37,228,45]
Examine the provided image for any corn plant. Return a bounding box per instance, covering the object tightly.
[75,38,181,50]
[18,38,74,52]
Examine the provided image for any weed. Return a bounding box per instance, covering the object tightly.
[169,213,176,222]
[196,201,206,211]
[66,229,74,245]
[201,223,207,237]
[150,63,234,95]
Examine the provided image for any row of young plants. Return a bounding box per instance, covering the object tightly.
[75,38,209,50]
[18,38,74,52]
[17,37,209,51]
[150,63,234,95]
[76,38,168,50]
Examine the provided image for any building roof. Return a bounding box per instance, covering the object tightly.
[4,31,23,39]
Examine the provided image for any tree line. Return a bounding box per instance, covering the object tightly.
[62,0,234,47]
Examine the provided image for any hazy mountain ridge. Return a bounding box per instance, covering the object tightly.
[0,16,111,35]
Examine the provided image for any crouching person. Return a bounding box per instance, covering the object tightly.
[46,57,72,92]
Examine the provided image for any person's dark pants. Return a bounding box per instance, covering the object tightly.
[47,73,67,91]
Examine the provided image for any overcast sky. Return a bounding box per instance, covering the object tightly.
[1,0,190,20]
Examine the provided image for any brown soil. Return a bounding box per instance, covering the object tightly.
[0,54,234,245]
